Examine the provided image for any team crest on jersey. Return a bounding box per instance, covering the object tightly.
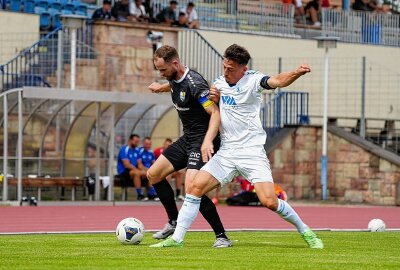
[180,91,186,102]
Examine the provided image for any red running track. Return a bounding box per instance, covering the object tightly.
[0,204,399,233]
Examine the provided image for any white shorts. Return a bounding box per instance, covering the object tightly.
[201,145,274,186]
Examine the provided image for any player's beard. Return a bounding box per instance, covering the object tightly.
[166,70,178,81]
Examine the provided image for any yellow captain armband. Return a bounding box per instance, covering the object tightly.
[202,99,214,109]
[198,94,214,109]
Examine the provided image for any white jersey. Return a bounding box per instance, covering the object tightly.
[214,70,268,149]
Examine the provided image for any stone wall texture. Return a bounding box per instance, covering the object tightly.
[268,127,400,205]
[61,21,179,92]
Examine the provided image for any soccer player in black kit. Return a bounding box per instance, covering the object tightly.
[147,45,232,248]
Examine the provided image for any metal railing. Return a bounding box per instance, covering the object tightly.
[0,20,94,92]
[262,91,309,138]
[0,28,60,92]
[322,9,400,46]
[317,117,400,155]
[152,0,400,46]
[178,30,223,82]
[152,0,296,36]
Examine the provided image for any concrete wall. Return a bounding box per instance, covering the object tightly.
[269,126,400,205]
[198,30,400,126]
[0,11,39,64]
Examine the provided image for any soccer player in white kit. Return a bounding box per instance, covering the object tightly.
[150,44,324,249]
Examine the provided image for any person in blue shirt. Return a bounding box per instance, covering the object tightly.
[117,134,145,200]
[137,137,157,200]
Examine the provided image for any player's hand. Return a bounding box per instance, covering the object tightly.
[209,85,220,104]
[295,64,311,76]
[201,140,214,162]
[148,82,163,93]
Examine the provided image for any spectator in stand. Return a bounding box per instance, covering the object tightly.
[154,138,185,201]
[117,134,145,200]
[283,0,305,23]
[155,0,178,25]
[143,0,154,18]
[154,138,172,159]
[321,0,330,8]
[111,0,134,22]
[368,0,386,12]
[180,2,199,29]
[92,0,112,20]
[305,0,322,26]
[137,137,158,200]
[352,0,375,11]
[130,0,150,22]
[172,12,189,28]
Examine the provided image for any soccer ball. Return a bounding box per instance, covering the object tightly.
[116,217,145,244]
[368,218,386,232]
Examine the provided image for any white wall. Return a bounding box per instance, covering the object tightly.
[0,11,40,64]
[198,30,400,127]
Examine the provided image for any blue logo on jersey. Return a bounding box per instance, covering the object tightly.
[221,96,237,106]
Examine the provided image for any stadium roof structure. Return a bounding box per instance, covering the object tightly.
[1,87,173,202]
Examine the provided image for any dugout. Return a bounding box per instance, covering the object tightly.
[0,87,175,202]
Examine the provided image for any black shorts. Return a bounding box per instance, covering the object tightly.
[118,169,132,187]
[162,135,220,171]
[119,170,149,187]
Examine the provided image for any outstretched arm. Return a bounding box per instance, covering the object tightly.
[148,82,171,93]
[201,103,220,162]
[267,64,311,89]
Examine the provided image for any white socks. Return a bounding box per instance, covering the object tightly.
[172,194,201,243]
[275,199,308,234]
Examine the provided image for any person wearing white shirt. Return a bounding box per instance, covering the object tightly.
[130,0,148,21]
[180,2,199,29]
[150,44,324,250]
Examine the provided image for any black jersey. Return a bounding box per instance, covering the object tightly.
[169,68,213,144]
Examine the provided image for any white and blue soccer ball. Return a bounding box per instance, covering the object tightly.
[116,217,145,244]
[368,218,386,232]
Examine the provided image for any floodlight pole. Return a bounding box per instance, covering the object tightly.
[2,95,8,201]
[61,15,85,121]
[108,104,115,201]
[61,15,85,90]
[321,46,329,201]
[315,36,339,201]
[17,91,23,203]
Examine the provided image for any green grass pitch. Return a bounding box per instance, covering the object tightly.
[1,231,399,270]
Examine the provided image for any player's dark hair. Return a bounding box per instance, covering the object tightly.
[224,44,251,66]
[165,138,172,143]
[188,2,195,7]
[129,134,140,140]
[170,0,178,5]
[154,45,179,63]
[144,136,151,141]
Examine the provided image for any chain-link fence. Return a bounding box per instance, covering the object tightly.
[254,56,400,126]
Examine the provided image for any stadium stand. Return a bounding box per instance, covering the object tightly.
[3,0,90,30]
[23,0,35,13]
[10,0,21,11]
